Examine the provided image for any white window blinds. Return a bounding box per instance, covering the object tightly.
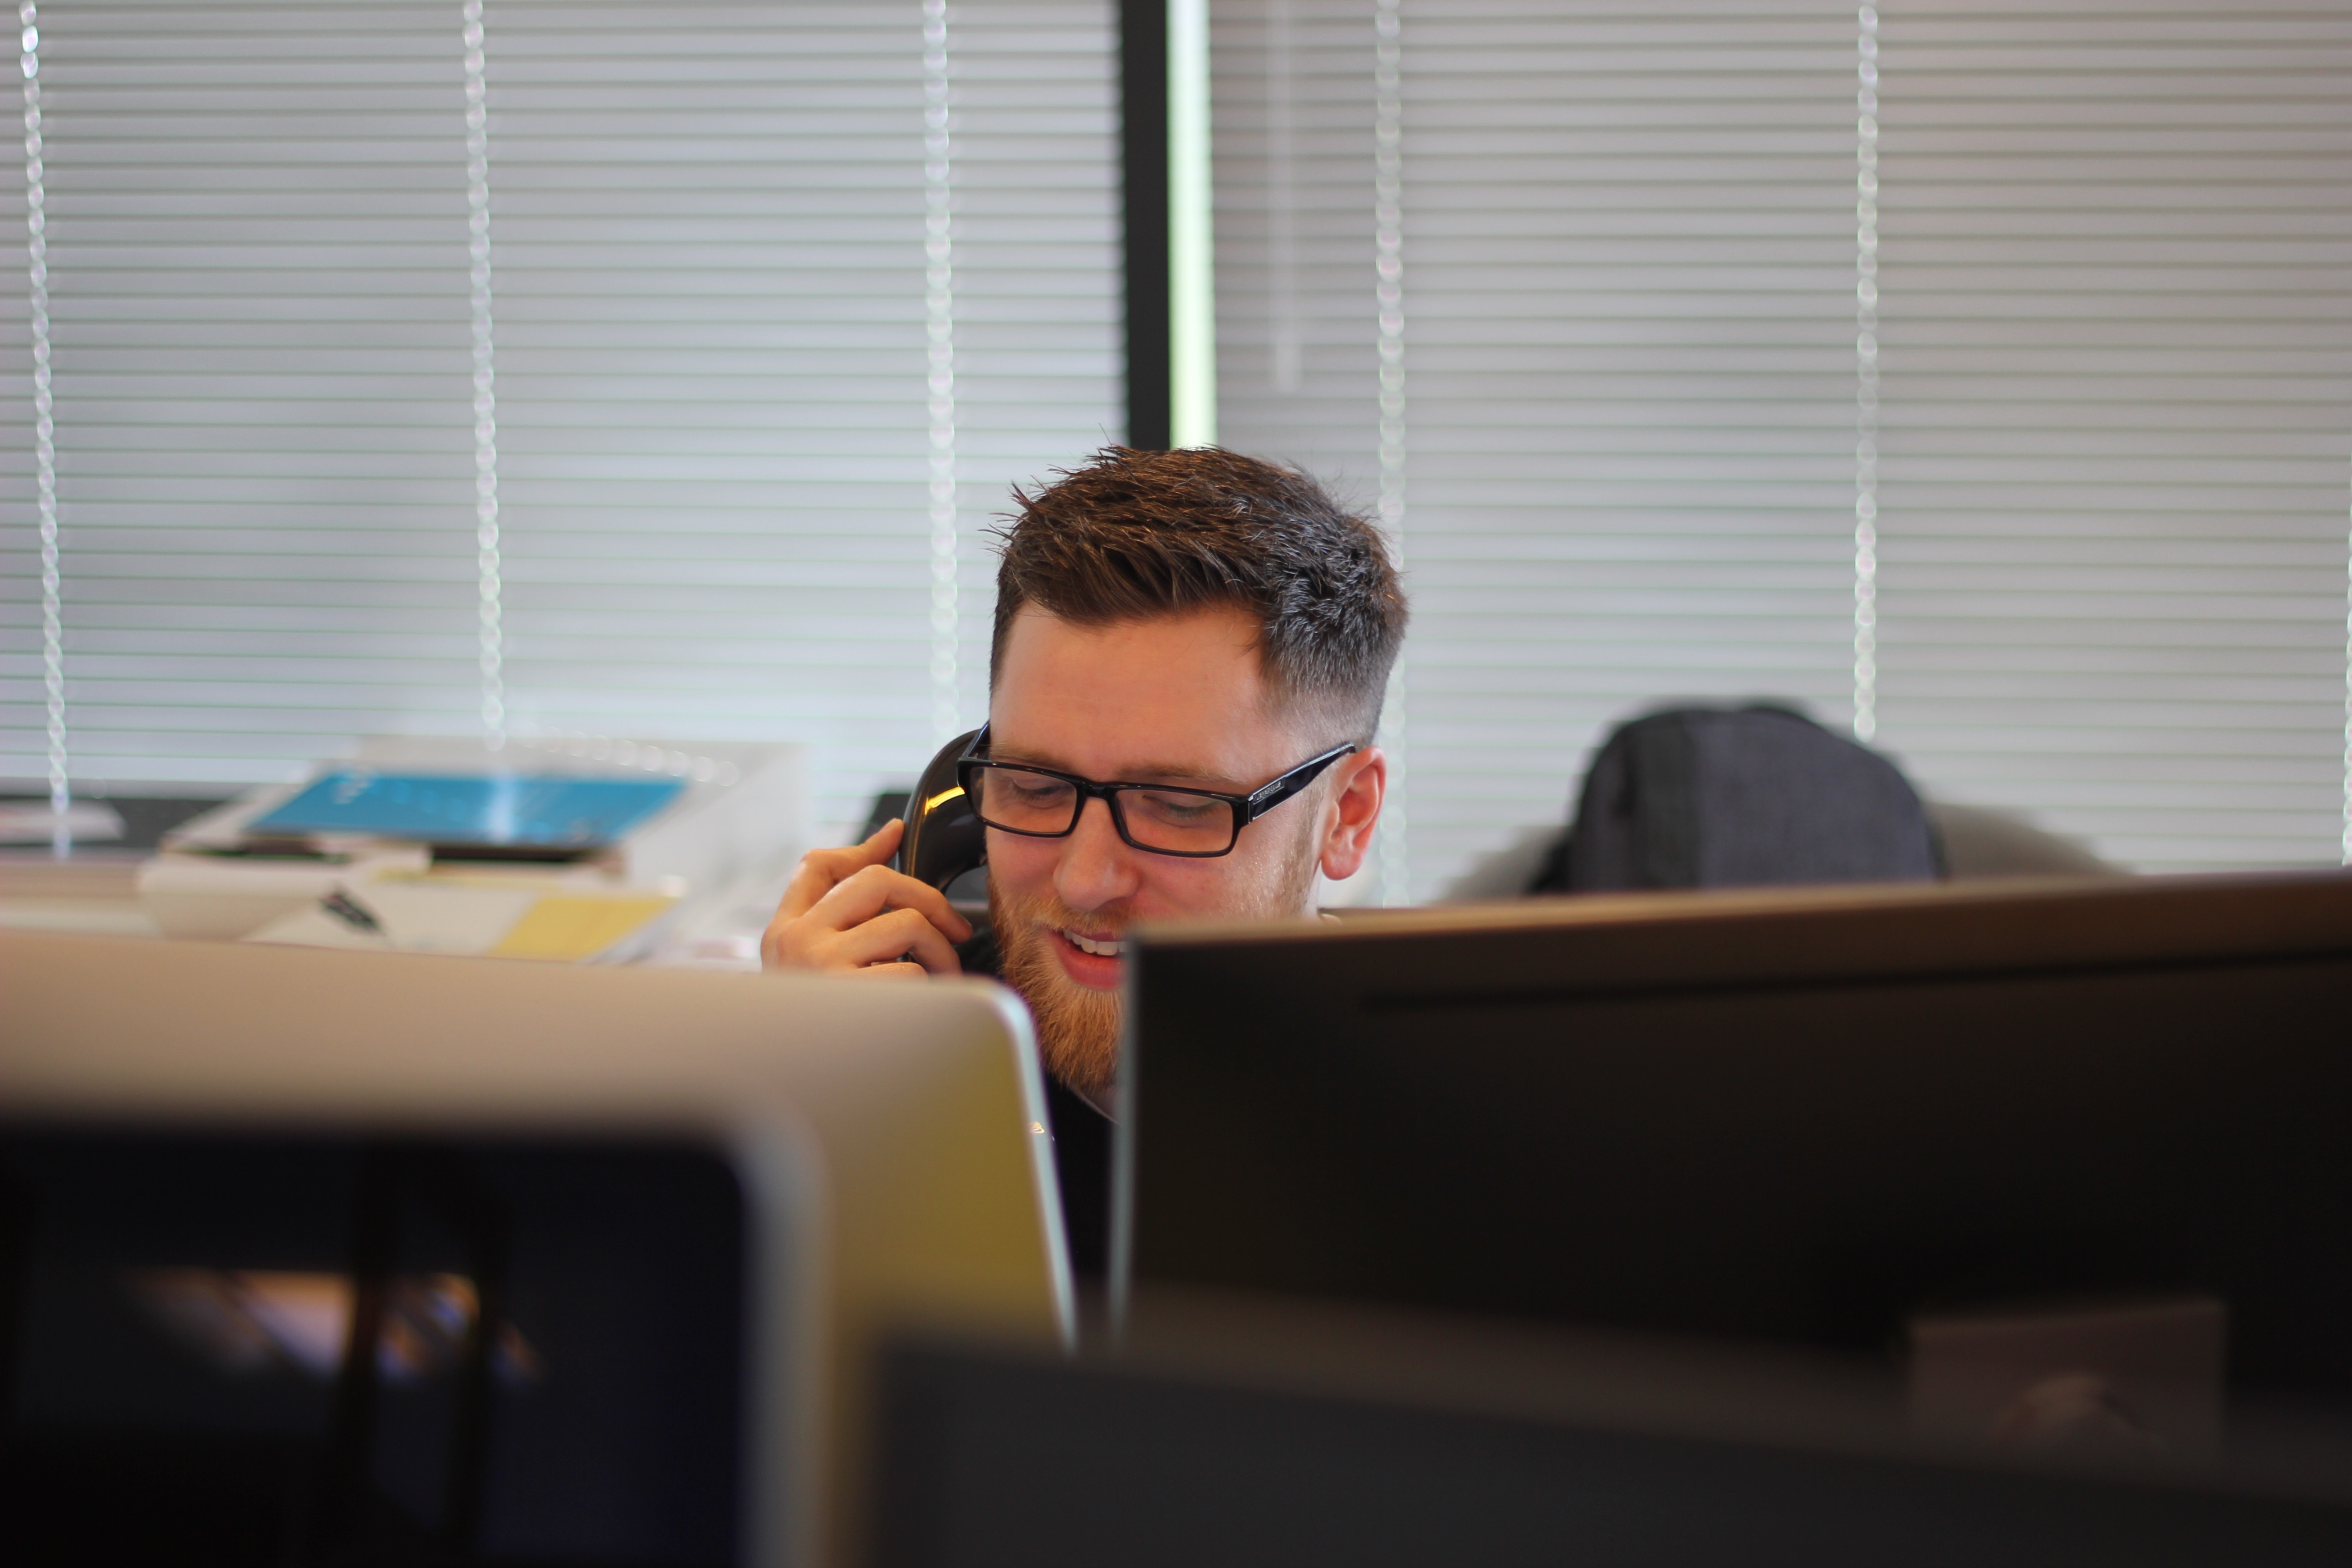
[1870,2,2352,872]
[15,0,482,789]
[0,0,1120,836]
[1215,0,1858,900]
[1214,0,2352,896]
[488,0,1120,831]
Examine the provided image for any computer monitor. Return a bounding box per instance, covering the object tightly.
[871,1291,2352,1568]
[1116,872,2352,1431]
[0,928,1068,1568]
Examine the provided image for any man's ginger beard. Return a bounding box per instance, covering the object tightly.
[990,821,1323,1101]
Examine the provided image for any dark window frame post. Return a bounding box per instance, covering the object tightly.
[1120,0,1171,451]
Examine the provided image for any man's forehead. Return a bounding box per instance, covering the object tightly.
[989,604,1303,781]
[1000,600,1260,657]
[994,603,1267,700]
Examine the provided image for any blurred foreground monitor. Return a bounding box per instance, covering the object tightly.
[2,1131,739,1566]
[0,930,1066,1568]
[873,1291,2352,1568]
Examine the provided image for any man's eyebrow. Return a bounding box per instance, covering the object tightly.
[989,749,1237,787]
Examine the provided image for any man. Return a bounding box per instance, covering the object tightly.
[762,446,1406,1275]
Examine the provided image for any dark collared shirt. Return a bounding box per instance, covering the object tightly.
[956,923,1113,1279]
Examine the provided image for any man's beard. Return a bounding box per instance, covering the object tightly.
[989,827,1322,1104]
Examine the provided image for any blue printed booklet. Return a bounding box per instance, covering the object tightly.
[249,771,685,848]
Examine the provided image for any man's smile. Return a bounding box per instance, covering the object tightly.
[1060,929,1127,958]
[1050,924,1129,989]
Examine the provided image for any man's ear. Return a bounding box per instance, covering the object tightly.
[1318,746,1386,882]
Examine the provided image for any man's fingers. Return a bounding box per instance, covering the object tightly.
[758,905,795,969]
[762,822,976,978]
[856,816,906,861]
[820,905,964,977]
[808,862,973,945]
[891,911,967,977]
[774,819,906,921]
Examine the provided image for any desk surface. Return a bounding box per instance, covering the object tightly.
[0,854,786,968]
[0,856,158,938]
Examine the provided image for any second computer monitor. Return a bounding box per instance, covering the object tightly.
[1117,873,2352,1407]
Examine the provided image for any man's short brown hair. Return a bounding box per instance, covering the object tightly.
[989,447,1407,741]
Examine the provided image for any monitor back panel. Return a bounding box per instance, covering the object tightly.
[871,1338,2352,1568]
[1120,875,2352,1396]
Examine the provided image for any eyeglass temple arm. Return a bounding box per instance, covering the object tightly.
[1242,745,1360,822]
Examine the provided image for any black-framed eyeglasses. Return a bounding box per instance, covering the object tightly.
[954,724,1359,858]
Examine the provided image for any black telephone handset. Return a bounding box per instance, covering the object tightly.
[897,728,988,893]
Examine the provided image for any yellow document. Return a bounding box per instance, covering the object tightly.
[490,895,681,962]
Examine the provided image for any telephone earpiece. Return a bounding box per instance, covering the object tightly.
[898,728,988,892]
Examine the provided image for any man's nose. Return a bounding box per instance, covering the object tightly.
[1054,795,1141,912]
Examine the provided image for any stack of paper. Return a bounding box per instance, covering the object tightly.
[242,870,678,965]
[139,735,808,951]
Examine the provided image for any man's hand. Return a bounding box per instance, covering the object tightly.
[760,818,975,979]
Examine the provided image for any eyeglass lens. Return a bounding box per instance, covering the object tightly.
[968,766,1237,854]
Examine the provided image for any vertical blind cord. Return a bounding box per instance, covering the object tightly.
[23,2,65,833]
[1264,0,1296,393]
[464,0,505,745]
[1372,0,1408,903]
[1853,7,1880,744]
[924,0,960,742]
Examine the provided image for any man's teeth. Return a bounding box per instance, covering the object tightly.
[1063,930,1126,958]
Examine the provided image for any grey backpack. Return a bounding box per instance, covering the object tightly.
[1530,704,1942,893]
